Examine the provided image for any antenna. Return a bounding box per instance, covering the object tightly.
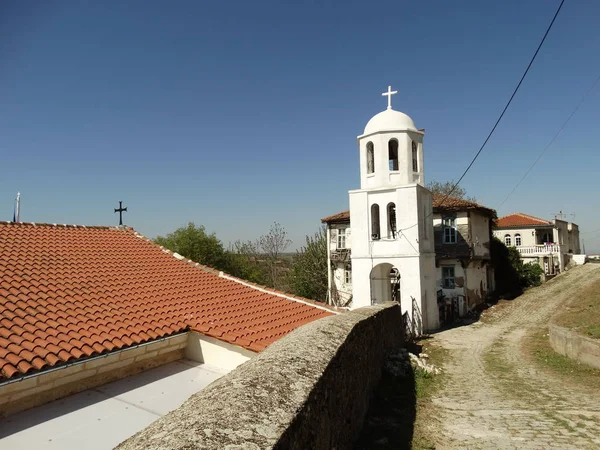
[552,210,566,220]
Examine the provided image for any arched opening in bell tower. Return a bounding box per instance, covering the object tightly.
[387,202,396,239]
[371,204,380,239]
[369,263,401,305]
[388,139,399,171]
[366,142,375,174]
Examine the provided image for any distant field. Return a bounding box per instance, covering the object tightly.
[554,277,600,339]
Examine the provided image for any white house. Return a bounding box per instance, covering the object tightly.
[493,213,581,276]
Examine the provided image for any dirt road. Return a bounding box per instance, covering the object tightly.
[430,264,600,449]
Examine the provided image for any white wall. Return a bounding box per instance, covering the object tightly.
[469,212,491,258]
[437,258,465,299]
[493,227,540,247]
[185,333,256,372]
[332,262,353,305]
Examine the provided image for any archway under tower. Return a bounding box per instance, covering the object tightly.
[369,263,401,305]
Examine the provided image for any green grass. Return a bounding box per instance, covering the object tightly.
[554,278,600,339]
[411,340,448,450]
[526,329,600,385]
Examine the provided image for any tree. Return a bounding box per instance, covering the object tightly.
[258,222,292,289]
[155,222,230,271]
[288,228,328,302]
[226,240,268,285]
[492,237,543,298]
[426,180,476,201]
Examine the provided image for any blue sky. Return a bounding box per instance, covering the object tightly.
[2,0,600,252]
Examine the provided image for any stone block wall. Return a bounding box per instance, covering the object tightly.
[117,303,404,450]
[0,333,188,417]
[549,324,600,369]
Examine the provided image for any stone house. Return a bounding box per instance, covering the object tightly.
[493,213,581,276]
[432,195,496,318]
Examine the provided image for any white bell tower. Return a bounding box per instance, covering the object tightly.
[349,86,439,332]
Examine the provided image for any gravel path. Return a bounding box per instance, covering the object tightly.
[430,263,600,449]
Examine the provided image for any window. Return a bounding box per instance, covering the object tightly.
[442,266,455,289]
[412,141,418,172]
[344,264,352,284]
[504,234,511,246]
[515,233,521,246]
[387,203,397,238]
[337,228,346,249]
[367,142,374,174]
[388,139,399,171]
[443,217,457,244]
[371,204,380,239]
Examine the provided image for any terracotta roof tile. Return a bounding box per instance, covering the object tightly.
[0,222,335,380]
[495,213,552,228]
[321,211,350,223]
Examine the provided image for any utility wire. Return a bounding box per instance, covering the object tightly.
[582,226,600,235]
[425,0,566,216]
[499,72,600,208]
[397,0,565,234]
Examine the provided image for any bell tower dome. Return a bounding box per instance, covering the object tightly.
[358,86,424,189]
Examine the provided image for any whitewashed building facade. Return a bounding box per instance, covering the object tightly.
[493,213,581,275]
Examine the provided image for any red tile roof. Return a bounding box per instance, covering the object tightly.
[321,211,350,223]
[432,194,495,215]
[495,213,551,228]
[320,195,495,223]
[0,222,334,380]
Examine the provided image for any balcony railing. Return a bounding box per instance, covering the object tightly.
[331,249,351,262]
[516,244,561,255]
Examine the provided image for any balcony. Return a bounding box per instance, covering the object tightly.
[331,248,351,262]
[516,244,562,256]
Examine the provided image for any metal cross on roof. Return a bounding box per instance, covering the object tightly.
[382,85,398,110]
[114,201,128,226]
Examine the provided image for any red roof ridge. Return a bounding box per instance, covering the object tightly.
[0,221,127,230]
[512,212,550,222]
[218,272,340,314]
[321,210,350,223]
[498,212,551,223]
[432,193,495,213]
[132,230,224,276]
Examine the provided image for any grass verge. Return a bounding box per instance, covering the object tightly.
[525,328,600,386]
[554,278,600,339]
[412,339,448,450]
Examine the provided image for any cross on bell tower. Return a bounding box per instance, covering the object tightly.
[114,201,128,226]
[382,85,398,110]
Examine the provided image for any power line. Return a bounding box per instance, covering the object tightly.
[397,0,566,234]
[434,0,566,209]
[499,72,600,208]
[582,226,600,235]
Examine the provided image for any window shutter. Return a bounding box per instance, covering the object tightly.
[346,228,352,248]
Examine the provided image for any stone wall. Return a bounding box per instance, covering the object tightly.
[549,324,600,369]
[0,333,188,417]
[117,303,404,450]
